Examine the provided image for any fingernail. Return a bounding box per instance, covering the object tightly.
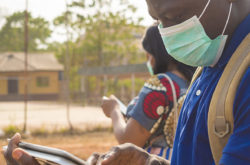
[14,133,20,137]
[13,150,23,160]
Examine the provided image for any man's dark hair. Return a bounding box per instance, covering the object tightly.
[142,25,196,82]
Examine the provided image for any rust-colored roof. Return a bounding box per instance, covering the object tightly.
[0,52,64,72]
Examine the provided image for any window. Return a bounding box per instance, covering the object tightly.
[58,71,64,81]
[36,77,49,87]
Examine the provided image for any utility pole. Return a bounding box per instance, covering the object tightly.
[23,0,29,133]
[65,0,73,131]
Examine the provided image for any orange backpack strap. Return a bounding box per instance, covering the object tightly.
[208,33,250,165]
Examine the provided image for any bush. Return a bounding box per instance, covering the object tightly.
[31,126,49,136]
[3,125,21,137]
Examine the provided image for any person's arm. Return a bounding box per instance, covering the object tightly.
[101,95,150,147]
[110,110,151,147]
[4,134,170,165]
[100,143,170,165]
[2,133,39,165]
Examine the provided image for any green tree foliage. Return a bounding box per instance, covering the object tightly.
[0,11,51,52]
[53,0,147,101]
[54,0,146,66]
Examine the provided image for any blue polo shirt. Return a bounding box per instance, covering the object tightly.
[171,15,250,165]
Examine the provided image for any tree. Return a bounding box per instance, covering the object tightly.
[55,0,145,66]
[0,11,51,52]
[53,0,146,101]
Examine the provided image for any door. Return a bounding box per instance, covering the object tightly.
[8,79,18,94]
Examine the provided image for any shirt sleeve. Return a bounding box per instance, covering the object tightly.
[126,96,139,115]
[127,79,168,131]
[220,68,250,165]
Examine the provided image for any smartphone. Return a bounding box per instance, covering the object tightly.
[3,142,86,165]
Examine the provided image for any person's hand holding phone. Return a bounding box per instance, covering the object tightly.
[101,95,120,118]
[2,133,39,165]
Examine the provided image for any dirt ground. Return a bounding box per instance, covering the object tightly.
[0,102,116,164]
[0,101,111,131]
[0,131,118,165]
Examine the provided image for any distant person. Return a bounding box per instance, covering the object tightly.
[101,25,195,160]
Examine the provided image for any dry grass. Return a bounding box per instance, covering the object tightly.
[0,131,118,165]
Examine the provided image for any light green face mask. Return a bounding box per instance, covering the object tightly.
[146,60,154,76]
[158,0,232,67]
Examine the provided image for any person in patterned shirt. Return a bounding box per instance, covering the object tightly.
[101,25,195,160]
[2,25,195,165]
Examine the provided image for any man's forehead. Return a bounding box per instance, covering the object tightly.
[146,0,173,16]
[146,0,169,10]
[146,0,205,26]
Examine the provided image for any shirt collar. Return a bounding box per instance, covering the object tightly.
[158,72,189,88]
[215,14,250,68]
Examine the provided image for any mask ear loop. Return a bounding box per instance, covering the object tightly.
[222,3,232,35]
[199,0,211,19]
[199,0,232,35]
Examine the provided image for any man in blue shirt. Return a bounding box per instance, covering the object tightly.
[3,0,249,164]
[87,0,250,164]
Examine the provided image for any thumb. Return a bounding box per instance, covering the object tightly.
[86,152,101,165]
[9,133,21,148]
[109,95,116,99]
[12,148,39,165]
[101,151,116,165]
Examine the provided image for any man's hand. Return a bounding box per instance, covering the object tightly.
[86,152,103,165]
[101,95,120,118]
[99,143,170,165]
[2,133,39,165]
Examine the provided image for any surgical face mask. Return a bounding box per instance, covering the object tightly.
[147,60,154,75]
[158,0,232,67]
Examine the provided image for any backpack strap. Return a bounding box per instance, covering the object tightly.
[183,66,203,97]
[148,74,178,147]
[158,73,178,148]
[208,33,250,165]
[178,67,203,110]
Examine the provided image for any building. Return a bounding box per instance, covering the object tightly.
[0,53,64,101]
